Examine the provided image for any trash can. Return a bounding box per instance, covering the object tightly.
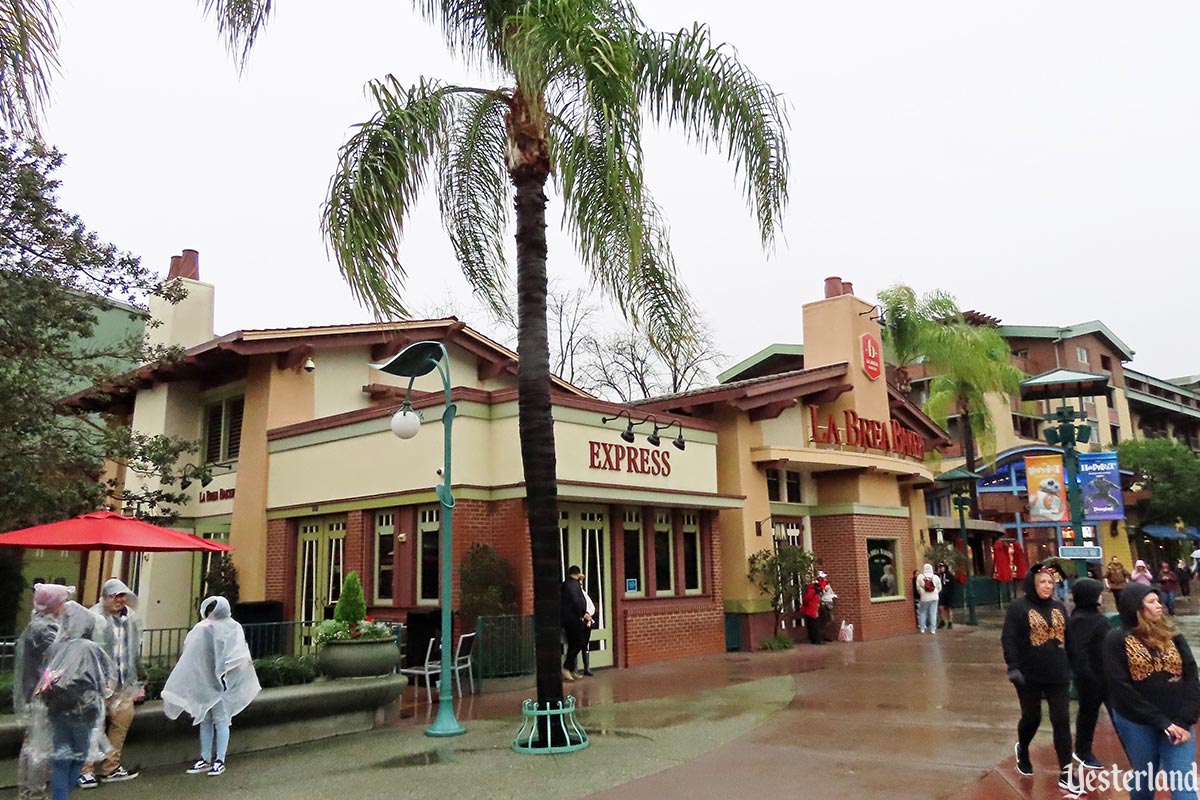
[404,609,441,669]
[233,600,286,659]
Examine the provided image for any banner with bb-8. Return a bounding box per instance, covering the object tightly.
[1024,454,1069,523]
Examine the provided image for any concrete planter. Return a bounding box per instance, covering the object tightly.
[318,636,401,678]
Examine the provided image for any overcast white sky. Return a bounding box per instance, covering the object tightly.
[39,1,1199,380]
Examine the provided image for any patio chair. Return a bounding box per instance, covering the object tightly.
[398,638,440,705]
[450,632,476,696]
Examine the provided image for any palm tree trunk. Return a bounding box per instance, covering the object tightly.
[960,396,980,516]
[507,90,563,715]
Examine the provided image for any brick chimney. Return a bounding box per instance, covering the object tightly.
[148,249,215,349]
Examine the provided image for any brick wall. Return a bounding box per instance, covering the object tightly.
[264,517,294,618]
[621,599,726,667]
[810,514,915,641]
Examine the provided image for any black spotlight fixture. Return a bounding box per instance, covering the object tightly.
[180,463,214,491]
[648,418,686,450]
[601,410,647,443]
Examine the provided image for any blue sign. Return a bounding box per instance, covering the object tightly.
[1078,452,1124,521]
[1060,546,1103,560]
[625,578,639,592]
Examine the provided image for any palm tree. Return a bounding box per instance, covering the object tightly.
[0,0,274,134]
[876,283,959,395]
[924,321,1025,511]
[302,1,787,716]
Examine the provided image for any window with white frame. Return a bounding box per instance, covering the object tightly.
[1076,346,1089,364]
[622,508,644,596]
[417,506,440,604]
[682,512,702,594]
[653,510,674,594]
[374,511,395,604]
[203,396,245,463]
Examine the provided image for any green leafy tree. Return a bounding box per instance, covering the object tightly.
[202,554,240,607]
[0,135,205,628]
[747,546,816,632]
[218,1,788,715]
[459,543,519,624]
[1117,438,1200,525]
[333,571,367,625]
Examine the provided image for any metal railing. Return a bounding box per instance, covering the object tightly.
[1,620,411,677]
[475,613,534,678]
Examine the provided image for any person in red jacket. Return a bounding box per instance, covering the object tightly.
[802,572,833,645]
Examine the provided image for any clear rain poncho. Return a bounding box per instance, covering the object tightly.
[162,596,261,724]
[89,581,143,693]
[24,602,115,763]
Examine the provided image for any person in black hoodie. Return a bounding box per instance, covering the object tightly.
[1002,562,1075,791]
[1103,582,1200,800]
[1066,577,1110,769]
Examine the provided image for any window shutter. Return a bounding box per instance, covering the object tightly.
[225,397,245,460]
[205,404,224,463]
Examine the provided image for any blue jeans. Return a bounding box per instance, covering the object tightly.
[918,600,938,632]
[199,707,231,763]
[1162,591,1178,614]
[1111,709,1198,800]
[49,714,93,800]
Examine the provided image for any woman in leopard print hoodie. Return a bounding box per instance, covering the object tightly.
[1002,562,1074,789]
[1104,582,1200,800]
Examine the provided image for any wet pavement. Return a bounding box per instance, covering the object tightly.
[6,597,1197,800]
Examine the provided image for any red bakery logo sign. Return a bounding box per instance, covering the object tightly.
[861,333,882,381]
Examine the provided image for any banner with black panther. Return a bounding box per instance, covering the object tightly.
[1078,452,1124,520]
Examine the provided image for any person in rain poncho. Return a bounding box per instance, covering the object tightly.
[1129,560,1154,586]
[79,579,143,788]
[15,584,75,800]
[27,601,115,800]
[161,596,261,777]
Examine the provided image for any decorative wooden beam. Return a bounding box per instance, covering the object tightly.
[748,398,798,422]
[477,358,510,382]
[370,336,410,363]
[277,343,315,371]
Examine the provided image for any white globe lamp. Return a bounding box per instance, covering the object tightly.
[390,406,421,439]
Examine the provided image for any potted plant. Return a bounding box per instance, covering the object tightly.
[315,572,400,678]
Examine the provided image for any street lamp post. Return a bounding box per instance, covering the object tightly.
[936,466,982,626]
[372,341,464,738]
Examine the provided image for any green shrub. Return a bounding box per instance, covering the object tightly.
[333,572,367,625]
[459,543,518,624]
[759,633,795,650]
[142,664,171,702]
[0,671,13,714]
[253,655,318,689]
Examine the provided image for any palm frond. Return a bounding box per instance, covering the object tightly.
[634,23,788,247]
[411,0,516,72]
[0,0,59,134]
[323,77,479,318]
[436,89,513,317]
[199,0,273,71]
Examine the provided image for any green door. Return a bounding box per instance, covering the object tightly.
[559,505,613,669]
[296,515,347,645]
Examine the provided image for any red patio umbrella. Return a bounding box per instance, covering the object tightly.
[0,511,232,553]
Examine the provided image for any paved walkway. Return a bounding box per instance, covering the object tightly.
[9,599,1196,800]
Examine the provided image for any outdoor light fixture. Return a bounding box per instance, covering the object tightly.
[601,409,647,443]
[179,464,214,491]
[370,341,464,739]
[859,305,885,325]
[647,418,686,451]
[754,515,773,537]
[390,400,421,440]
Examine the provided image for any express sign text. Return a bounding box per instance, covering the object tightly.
[588,441,672,476]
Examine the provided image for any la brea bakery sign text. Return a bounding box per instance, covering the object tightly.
[808,406,926,460]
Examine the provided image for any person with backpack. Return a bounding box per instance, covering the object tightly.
[916,563,941,634]
[26,602,115,800]
[161,596,261,777]
[936,562,958,629]
[15,584,75,800]
[1066,577,1110,770]
[1002,563,1076,792]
